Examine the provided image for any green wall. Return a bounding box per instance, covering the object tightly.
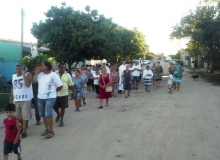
[0,41,21,61]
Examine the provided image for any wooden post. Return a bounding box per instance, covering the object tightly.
[21,8,24,61]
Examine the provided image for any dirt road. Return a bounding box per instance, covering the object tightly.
[1,62,220,160]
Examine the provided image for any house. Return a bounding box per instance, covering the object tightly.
[180,51,193,65]
[0,39,49,80]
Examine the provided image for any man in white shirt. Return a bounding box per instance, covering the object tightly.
[101,59,110,74]
[118,61,126,93]
[10,63,33,138]
[33,62,63,139]
[132,61,142,90]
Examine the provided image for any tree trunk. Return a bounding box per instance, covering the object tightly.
[210,60,214,73]
[74,62,79,69]
[67,62,72,70]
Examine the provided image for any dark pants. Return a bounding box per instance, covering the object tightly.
[32,94,40,121]
[94,85,99,95]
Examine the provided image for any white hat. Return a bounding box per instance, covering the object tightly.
[102,59,107,63]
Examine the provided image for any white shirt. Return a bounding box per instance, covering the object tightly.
[119,64,126,77]
[12,73,33,101]
[142,70,153,79]
[93,73,100,85]
[168,74,174,84]
[106,67,110,74]
[91,69,95,75]
[37,72,62,99]
[132,65,141,76]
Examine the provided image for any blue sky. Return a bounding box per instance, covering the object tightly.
[0,0,201,55]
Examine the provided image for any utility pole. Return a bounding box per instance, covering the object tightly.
[21,8,24,61]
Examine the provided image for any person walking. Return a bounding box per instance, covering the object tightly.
[101,59,110,74]
[132,61,142,90]
[98,67,112,109]
[10,62,33,138]
[168,70,174,94]
[33,62,63,139]
[168,62,175,88]
[154,61,163,87]
[3,104,22,160]
[71,69,85,111]
[111,67,119,97]
[79,69,88,106]
[53,63,74,127]
[86,67,93,91]
[118,61,126,93]
[32,81,41,125]
[92,69,100,98]
[173,61,184,91]
[142,65,154,92]
[151,62,156,86]
[122,64,132,98]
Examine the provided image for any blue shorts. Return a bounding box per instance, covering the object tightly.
[4,140,21,155]
[38,98,56,118]
[73,91,82,99]
[132,76,140,82]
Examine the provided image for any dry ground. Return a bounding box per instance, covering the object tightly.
[1,62,220,160]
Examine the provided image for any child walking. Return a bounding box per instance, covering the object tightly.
[3,103,22,160]
[168,70,174,94]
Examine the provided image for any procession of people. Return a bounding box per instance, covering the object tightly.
[4,59,184,159]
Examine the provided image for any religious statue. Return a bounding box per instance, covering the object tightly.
[31,43,38,57]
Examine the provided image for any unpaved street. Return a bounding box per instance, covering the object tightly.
[1,62,220,160]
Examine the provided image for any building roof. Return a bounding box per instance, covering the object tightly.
[0,39,49,53]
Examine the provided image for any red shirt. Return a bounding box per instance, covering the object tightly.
[4,117,20,142]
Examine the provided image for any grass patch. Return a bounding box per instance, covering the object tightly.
[0,86,11,93]
[0,94,10,109]
[190,71,220,85]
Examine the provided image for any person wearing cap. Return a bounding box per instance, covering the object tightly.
[142,65,154,92]
[101,59,110,74]
[10,63,33,138]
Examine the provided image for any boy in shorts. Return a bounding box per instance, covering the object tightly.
[3,103,22,160]
[168,70,173,94]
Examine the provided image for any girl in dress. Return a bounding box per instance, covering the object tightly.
[173,61,184,91]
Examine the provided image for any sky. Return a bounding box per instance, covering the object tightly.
[0,0,201,55]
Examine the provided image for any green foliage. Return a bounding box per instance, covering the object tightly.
[170,0,220,59]
[0,94,10,108]
[31,4,148,67]
[21,53,53,70]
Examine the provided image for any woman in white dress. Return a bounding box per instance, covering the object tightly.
[142,65,154,92]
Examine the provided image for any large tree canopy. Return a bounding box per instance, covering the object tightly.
[170,0,220,60]
[31,4,148,67]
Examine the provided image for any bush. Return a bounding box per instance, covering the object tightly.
[0,94,10,109]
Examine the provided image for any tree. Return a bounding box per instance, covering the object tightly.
[170,0,219,71]
[31,4,149,68]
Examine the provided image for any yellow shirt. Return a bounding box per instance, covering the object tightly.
[57,71,73,97]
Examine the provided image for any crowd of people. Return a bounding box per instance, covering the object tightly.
[3,59,184,160]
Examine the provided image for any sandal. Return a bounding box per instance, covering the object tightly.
[41,130,48,136]
[83,102,86,105]
[45,131,54,139]
[105,104,109,107]
[59,121,64,127]
[98,106,103,109]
